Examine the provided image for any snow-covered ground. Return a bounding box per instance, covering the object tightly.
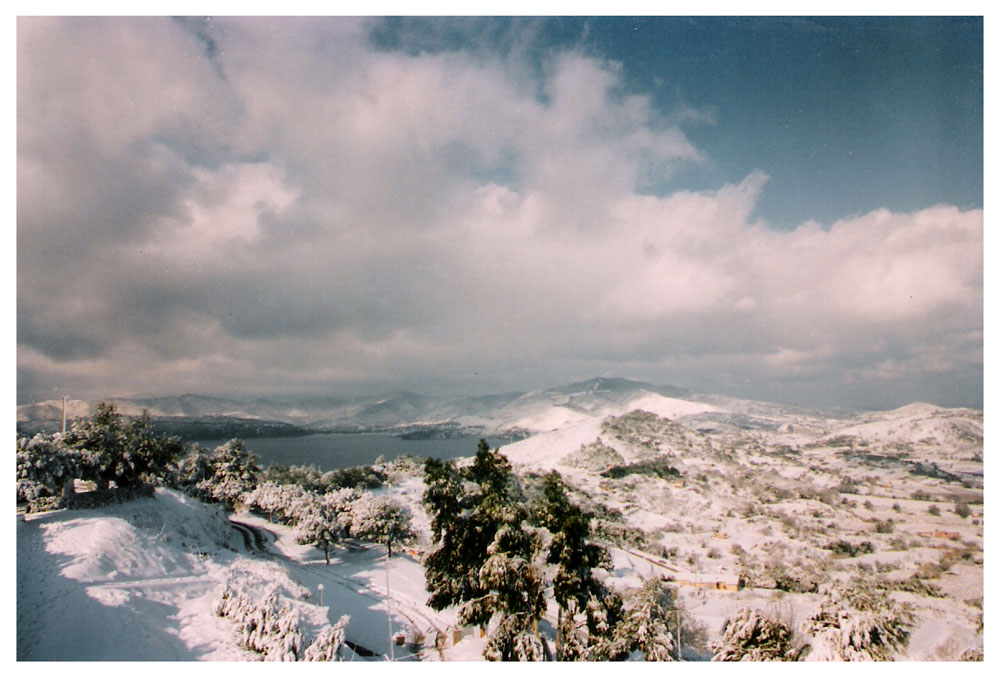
[16,488,447,661]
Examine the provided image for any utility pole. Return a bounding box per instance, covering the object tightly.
[676,608,682,661]
[61,395,67,434]
[386,543,394,661]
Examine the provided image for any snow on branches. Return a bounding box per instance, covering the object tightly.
[214,562,350,661]
[801,580,915,661]
[712,607,799,661]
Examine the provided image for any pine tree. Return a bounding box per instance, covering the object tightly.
[16,434,82,503]
[712,607,799,661]
[303,615,350,661]
[800,580,914,661]
[423,440,548,659]
[589,578,675,661]
[532,471,612,660]
[205,439,262,507]
[618,578,676,660]
[62,403,182,489]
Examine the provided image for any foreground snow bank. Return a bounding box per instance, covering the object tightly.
[18,489,265,660]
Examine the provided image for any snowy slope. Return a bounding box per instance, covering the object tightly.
[17,489,252,660]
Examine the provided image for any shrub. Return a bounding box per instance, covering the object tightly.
[954,503,971,519]
[874,520,895,534]
[602,458,681,480]
[825,540,875,558]
[928,505,941,516]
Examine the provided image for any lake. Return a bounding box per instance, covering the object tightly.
[194,433,512,471]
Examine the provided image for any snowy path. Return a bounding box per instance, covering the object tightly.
[229,512,455,661]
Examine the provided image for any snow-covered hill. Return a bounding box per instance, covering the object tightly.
[16,377,839,437]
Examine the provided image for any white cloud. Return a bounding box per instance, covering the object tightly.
[16,17,983,408]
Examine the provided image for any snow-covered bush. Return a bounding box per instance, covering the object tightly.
[215,565,345,662]
[800,580,915,661]
[302,615,350,661]
[563,438,625,471]
[712,607,800,661]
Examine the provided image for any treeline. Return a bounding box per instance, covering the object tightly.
[16,402,415,563]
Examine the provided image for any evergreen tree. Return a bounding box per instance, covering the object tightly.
[205,439,262,507]
[712,607,800,661]
[63,402,127,489]
[169,444,216,500]
[16,433,82,503]
[303,615,350,661]
[423,440,547,659]
[532,471,613,660]
[422,457,483,611]
[800,580,914,661]
[62,403,182,489]
[589,578,675,661]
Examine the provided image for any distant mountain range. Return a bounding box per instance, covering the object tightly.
[15,377,982,451]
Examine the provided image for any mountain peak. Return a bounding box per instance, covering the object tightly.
[554,377,654,394]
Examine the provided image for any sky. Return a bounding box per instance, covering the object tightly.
[16,16,984,410]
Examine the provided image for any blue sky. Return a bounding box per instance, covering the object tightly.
[17,16,984,409]
[372,16,983,228]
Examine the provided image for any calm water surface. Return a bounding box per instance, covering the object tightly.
[195,433,511,471]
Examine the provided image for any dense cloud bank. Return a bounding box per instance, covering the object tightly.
[17,18,982,408]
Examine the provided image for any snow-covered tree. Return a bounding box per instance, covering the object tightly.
[62,403,182,489]
[323,487,363,535]
[483,613,546,661]
[617,578,676,661]
[169,445,216,501]
[586,578,675,661]
[422,456,487,611]
[294,495,342,564]
[533,471,611,660]
[712,607,800,661]
[800,580,915,661]
[303,615,350,661]
[205,439,262,507]
[349,493,414,557]
[16,434,81,503]
[424,441,549,659]
[243,482,311,524]
[463,522,547,660]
